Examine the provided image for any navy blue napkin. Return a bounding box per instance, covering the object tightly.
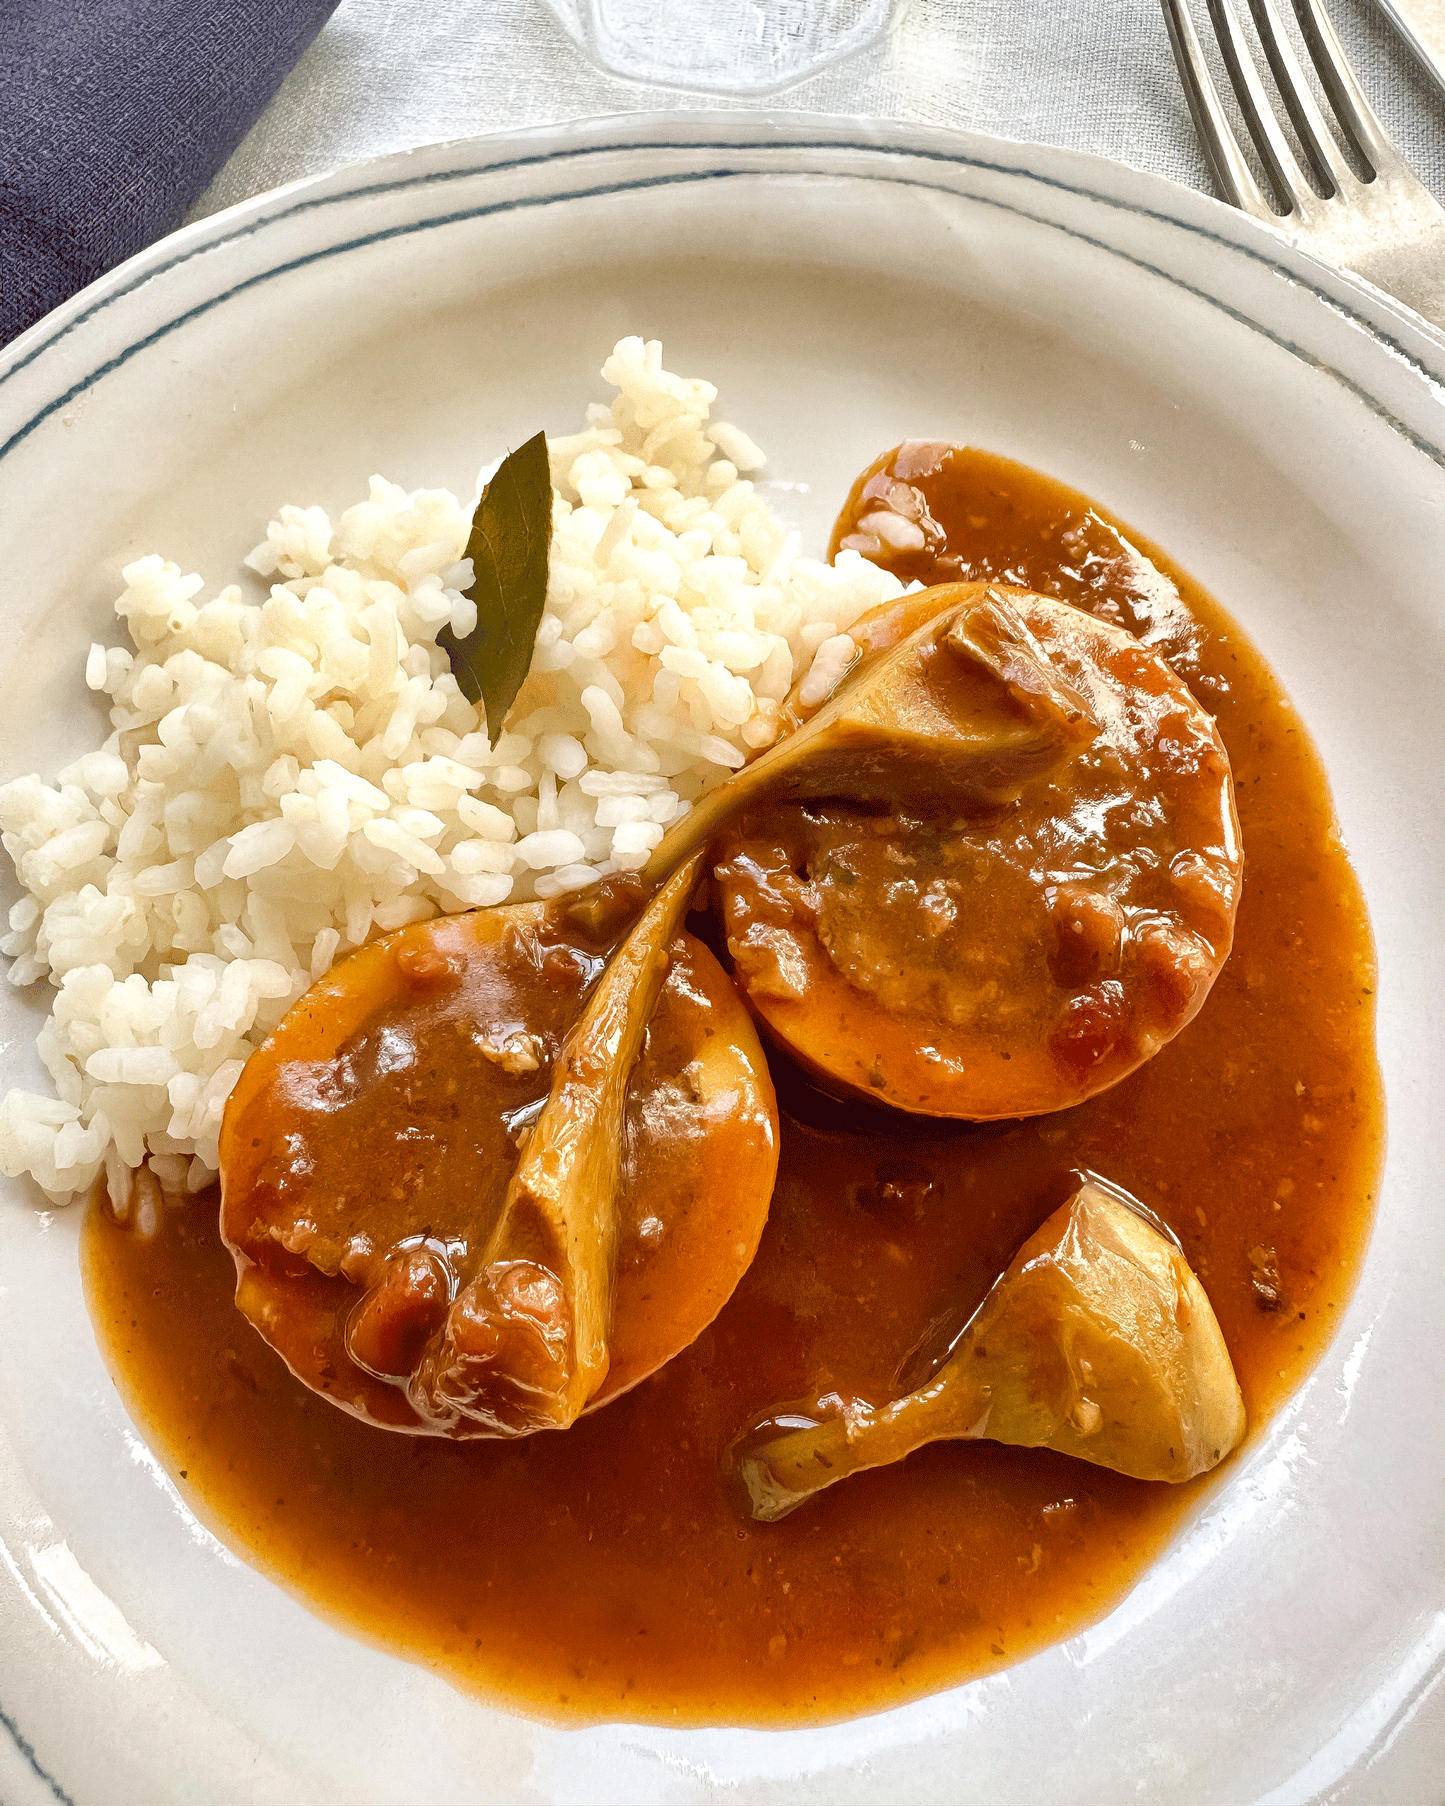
[0,0,340,347]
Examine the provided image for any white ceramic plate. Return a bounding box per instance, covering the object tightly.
[0,115,1441,1806]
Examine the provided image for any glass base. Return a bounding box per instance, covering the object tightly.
[540,0,907,94]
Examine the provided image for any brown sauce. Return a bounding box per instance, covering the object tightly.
[82,445,1383,1725]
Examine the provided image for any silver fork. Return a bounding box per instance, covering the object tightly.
[1161,0,1445,332]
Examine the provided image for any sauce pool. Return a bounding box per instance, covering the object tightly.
[82,447,1383,1725]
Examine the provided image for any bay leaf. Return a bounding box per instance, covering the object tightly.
[439,429,552,746]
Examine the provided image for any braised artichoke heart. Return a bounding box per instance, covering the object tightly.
[218,857,778,1437]
[711,583,1242,1119]
[733,1176,1247,1522]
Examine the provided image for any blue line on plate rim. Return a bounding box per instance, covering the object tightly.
[2,125,1443,398]
[0,134,1442,475]
[0,1695,75,1806]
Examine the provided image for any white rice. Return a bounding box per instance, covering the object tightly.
[0,337,905,1205]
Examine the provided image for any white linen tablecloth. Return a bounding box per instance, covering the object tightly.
[192,0,1445,220]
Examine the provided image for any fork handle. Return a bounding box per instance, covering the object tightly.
[1345,226,1445,337]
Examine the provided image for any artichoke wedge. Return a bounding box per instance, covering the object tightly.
[641,584,1098,885]
[409,853,705,1434]
[734,1177,1247,1522]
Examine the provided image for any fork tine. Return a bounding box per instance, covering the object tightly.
[1247,0,1359,193]
[1164,0,1445,332]
[1205,0,1316,212]
[1289,0,1398,174]
[1160,0,1275,215]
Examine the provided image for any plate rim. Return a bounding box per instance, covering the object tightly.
[3,111,1445,467]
